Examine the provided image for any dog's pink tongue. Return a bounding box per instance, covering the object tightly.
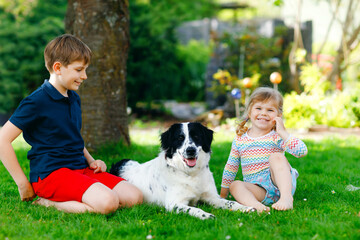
[185,158,196,167]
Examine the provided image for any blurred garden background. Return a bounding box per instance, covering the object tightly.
[1,0,360,148]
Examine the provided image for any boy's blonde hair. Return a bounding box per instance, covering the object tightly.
[236,87,283,136]
[44,34,92,73]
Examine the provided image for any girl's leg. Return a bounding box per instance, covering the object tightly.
[112,181,143,207]
[230,180,269,212]
[34,182,120,214]
[269,153,293,210]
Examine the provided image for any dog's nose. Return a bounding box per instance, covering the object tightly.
[186,147,196,157]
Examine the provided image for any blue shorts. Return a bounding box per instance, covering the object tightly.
[255,167,299,205]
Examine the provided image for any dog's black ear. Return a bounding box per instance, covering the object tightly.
[160,128,171,151]
[160,123,181,158]
[195,122,213,153]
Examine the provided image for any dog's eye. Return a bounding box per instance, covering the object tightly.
[178,135,185,141]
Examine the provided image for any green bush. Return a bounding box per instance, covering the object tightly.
[0,0,66,113]
[126,2,214,108]
[283,92,318,129]
[283,64,360,129]
[217,26,291,92]
[176,40,212,100]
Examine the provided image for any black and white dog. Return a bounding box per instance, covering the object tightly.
[110,122,254,219]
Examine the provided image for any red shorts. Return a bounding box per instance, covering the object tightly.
[31,167,125,202]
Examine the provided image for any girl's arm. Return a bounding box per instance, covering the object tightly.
[274,117,290,141]
[275,117,308,157]
[220,187,229,198]
[283,136,308,158]
[83,147,106,173]
[220,139,241,197]
[0,121,36,201]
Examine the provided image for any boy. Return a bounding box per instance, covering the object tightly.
[0,34,143,214]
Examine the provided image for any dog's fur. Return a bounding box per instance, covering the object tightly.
[110,122,253,219]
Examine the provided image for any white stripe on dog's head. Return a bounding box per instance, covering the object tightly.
[160,122,213,169]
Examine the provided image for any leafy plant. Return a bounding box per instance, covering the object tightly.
[283,64,360,129]
[126,1,216,109]
[217,27,290,92]
[0,0,66,113]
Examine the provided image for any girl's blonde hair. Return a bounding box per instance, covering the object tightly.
[236,87,283,136]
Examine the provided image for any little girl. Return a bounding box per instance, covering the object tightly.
[220,87,308,212]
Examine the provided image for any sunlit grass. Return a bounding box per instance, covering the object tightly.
[0,128,359,239]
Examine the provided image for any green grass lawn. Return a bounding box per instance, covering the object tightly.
[0,129,359,240]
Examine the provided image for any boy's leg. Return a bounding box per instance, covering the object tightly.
[112,181,143,207]
[80,168,143,207]
[34,182,119,214]
[269,153,293,210]
[230,180,269,212]
[32,168,120,214]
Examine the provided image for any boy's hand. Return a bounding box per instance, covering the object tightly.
[89,160,107,173]
[18,181,36,201]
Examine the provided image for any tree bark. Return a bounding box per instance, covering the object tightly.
[288,0,303,93]
[65,0,130,150]
[326,0,360,84]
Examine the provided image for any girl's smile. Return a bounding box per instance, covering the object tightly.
[248,100,281,136]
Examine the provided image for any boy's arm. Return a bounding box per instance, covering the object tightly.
[83,147,106,173]
[0,121,36,201]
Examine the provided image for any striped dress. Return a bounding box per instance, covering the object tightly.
[221,130,308,188]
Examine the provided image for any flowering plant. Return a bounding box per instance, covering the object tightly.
[211,69,260,99]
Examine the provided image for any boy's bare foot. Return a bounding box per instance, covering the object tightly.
[272,195,293,211]
[253,203,270,213]
[32,197,54,207]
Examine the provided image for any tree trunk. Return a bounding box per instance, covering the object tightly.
[288,0,303,93]
[65,0,130,150]
[325,0,360,85]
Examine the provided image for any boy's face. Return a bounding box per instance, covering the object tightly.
[55,60,88,94]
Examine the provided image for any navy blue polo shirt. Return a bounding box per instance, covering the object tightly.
[10,80,88,183]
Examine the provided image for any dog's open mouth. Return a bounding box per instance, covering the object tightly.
[183,157,197,167]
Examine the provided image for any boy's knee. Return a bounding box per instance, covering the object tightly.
[97,192,119,214]
[123,188,143,207]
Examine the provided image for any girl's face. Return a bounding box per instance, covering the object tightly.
[248,100,281,133]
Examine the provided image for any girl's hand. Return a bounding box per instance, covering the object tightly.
[274,117,289,140]
[18,181,36,202]
[89,160,107,173]
[220,188,229,199]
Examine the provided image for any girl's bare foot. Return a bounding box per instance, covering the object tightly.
[253,202,270,213]
[272,195,293,211]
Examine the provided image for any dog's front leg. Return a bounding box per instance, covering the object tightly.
[201,192,255,213]
[166,203,215,220]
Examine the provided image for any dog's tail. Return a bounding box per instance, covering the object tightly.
[109,159,133,176]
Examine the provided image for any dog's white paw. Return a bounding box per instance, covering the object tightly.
[229,201,256,213]
[198,212,215,220]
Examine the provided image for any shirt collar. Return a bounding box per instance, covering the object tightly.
[42,80,74,101]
